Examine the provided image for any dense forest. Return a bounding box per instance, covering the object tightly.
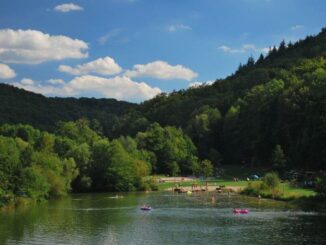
[0,28,326,205]
[0,84,135,137]
[0,120,208,205]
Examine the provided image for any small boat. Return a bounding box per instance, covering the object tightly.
[233,208,249,214]
[140,206,152,211]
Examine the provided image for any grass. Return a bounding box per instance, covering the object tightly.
[157,179,248,191]
[242,180,316,201]
[281,183,316,199]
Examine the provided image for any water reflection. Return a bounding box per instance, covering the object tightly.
[0,192,325,244]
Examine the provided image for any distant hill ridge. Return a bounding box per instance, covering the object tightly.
[0,83,136,136]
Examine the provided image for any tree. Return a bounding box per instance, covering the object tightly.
[105,140,138,191]
[0,136,21,194]
[257,54,264,64]
[272,145,287,173]
[136,123,198,175]
[200,159,214,178]
[167,161,180,176]
[262,172,280,198]
[18,166,50,200]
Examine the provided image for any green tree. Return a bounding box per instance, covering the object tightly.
[18,166,50,200]
[0,136,21,194]
[272,145,287,173]
[262,172,280,193]
[200,159,214,178]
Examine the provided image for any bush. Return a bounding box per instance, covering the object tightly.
[242,172,282,199]
[242,182,261,196]
[263,172,280,191]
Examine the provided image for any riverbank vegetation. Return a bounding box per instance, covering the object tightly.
[242,172,316,200]
[0,120,205,207]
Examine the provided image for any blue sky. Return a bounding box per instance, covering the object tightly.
[0,0,325,102]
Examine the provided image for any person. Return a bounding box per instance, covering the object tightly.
[211,195,216,203]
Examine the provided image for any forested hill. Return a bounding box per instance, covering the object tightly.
[128,28,326,170]
[139,27,326,125]
[0,83,136,136]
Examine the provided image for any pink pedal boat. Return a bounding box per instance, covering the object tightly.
[233,208,249,214]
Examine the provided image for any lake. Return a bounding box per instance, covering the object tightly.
[0,192,325,244]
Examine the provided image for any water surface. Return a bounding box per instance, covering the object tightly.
[0,192,325,244]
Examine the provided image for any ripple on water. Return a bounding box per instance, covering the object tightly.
[1,193,325,245]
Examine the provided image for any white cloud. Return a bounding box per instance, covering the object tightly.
[47,78,65,85]
[218,44,269,54]
[125,60,198,81]
[58,57,122,76]
[54,3,83,13]
[291,25,304,30]
[0,63,16,79]
[188,80,214,88]
[20,78,35,85]
[13,80,67,95]
[0,29,88,64]
[168,24,192,32]
[12,75,161,102]
[188,81,203,88]
[218,45,245,54]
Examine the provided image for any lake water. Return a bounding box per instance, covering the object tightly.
[0,192,325,245]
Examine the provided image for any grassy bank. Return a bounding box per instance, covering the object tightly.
[242,180,316,201]
[157,178,316,199]
[156,179,248,191]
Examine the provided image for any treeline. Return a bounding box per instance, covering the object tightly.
[0,120,214,206]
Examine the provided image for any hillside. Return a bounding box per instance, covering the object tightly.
[0,83,136,137]
[125,28,326,169]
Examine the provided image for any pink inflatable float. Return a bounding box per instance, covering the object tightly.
[233,208,249,214]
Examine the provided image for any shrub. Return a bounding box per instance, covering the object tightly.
[263,172,280,191]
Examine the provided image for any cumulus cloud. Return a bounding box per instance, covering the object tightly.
[125,60,198,81]
[11,75,161,102]
[58,57,122,76]
[218,44,269,54]
[188,81,203,88]
[20,78,35,85]
[0,63,16,79]
[0,29,88,64]
[54,3,83,12]
[188,80,214,88]
[168,24,192,32]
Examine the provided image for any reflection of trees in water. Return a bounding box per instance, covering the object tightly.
[0,193,137,244]
[0,193,325,244]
